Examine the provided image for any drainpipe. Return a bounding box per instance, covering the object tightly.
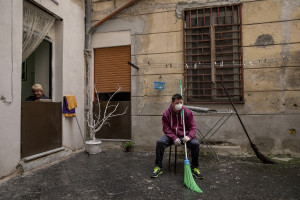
[89,0,137,34]
[85,0,137,140]
[84,0,92,140]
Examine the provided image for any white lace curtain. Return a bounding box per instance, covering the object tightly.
[22,1,55,62]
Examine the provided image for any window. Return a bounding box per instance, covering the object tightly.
[184,4,243,103]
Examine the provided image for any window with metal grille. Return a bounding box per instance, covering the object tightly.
[183,4,243,103]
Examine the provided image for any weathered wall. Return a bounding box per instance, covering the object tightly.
[241,0,300,154]
[0,0,23,178]
[91,0,300,155]
[0,0,86,178]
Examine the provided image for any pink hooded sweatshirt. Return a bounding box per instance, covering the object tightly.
[162,104,197,142]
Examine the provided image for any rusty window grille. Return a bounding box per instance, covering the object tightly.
[183,4,243,103]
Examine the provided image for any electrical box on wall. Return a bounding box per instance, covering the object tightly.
[288,129,296,134]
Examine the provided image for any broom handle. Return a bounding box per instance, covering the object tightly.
[180,80,188,159]
[221,82,253,144]
[182,111,188,159]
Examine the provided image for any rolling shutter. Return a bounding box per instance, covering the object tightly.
[94,45,131,93]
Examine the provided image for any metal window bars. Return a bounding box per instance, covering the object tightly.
[183,4,243,103]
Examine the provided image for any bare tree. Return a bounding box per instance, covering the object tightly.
[87,86,128,141]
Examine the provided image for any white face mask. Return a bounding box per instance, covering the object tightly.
[175,103,183,111]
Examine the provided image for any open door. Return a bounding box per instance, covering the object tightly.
[21,40,62,158]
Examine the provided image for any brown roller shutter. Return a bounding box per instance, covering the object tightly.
[94,45,131,93]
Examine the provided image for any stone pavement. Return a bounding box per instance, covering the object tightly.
[0,150,299,200]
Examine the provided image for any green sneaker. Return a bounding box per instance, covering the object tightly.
[151,166,163,178]
[192,168,203,179]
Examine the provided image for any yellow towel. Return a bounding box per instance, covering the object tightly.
[65,95,77,110]
[64,113,76,117]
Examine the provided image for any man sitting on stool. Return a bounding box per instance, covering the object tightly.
[151,94,203,179]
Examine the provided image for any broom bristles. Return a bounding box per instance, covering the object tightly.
[184,159,203,193]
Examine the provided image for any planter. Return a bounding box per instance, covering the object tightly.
[85,139,102,154]
[123,141,134,152]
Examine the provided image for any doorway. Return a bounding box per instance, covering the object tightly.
[94,45,131,140]
[21,39,52,100]
[21,39,62,158]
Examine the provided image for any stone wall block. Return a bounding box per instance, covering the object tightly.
[244,68,282,91]
[145,11,183,34]
[289,3,300,19]
[134,31,183,55]
[131,96,171,116]
[131,115,163,150]
[115,0,129,8]
[285,67,300,90]
[242,0,281,24]
[290,44,300,62]
[290,20,300,43]
[131,75,145,97]
[92,1,114,12]
[92,13,109,22]
[244,91,283,114]
[284,91,300,113]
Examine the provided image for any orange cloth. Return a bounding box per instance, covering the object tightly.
[64,113,76,117]
[65,95,77,110]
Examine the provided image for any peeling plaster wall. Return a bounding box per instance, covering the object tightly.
[0,0,85,178]
[0,0,23,179]
[91,0,300,155]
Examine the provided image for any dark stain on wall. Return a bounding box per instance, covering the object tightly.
[255,34,274,46]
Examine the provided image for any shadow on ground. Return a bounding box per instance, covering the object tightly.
[0,150,299,200]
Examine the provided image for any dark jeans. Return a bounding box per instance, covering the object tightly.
[155,135,199,169]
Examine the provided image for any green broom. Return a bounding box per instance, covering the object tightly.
[180,80,203,193]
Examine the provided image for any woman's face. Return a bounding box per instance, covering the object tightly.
[33,89,43,99]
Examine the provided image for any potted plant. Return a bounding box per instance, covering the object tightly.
[85,86,127,154]
[123,141,134,152]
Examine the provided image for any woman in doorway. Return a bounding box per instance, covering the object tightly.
[25,84,48,102]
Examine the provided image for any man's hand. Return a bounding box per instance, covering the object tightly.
[182,136,190,143]
[174,138,181,146]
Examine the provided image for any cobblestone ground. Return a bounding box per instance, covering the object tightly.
[0,150,299,200]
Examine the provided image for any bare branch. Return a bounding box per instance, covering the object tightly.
[103,87,121,118]
[88,85,127,139]
[94,86,101,125]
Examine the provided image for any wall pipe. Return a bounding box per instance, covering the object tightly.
[84,0,92,140]
[88,0,137,34]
